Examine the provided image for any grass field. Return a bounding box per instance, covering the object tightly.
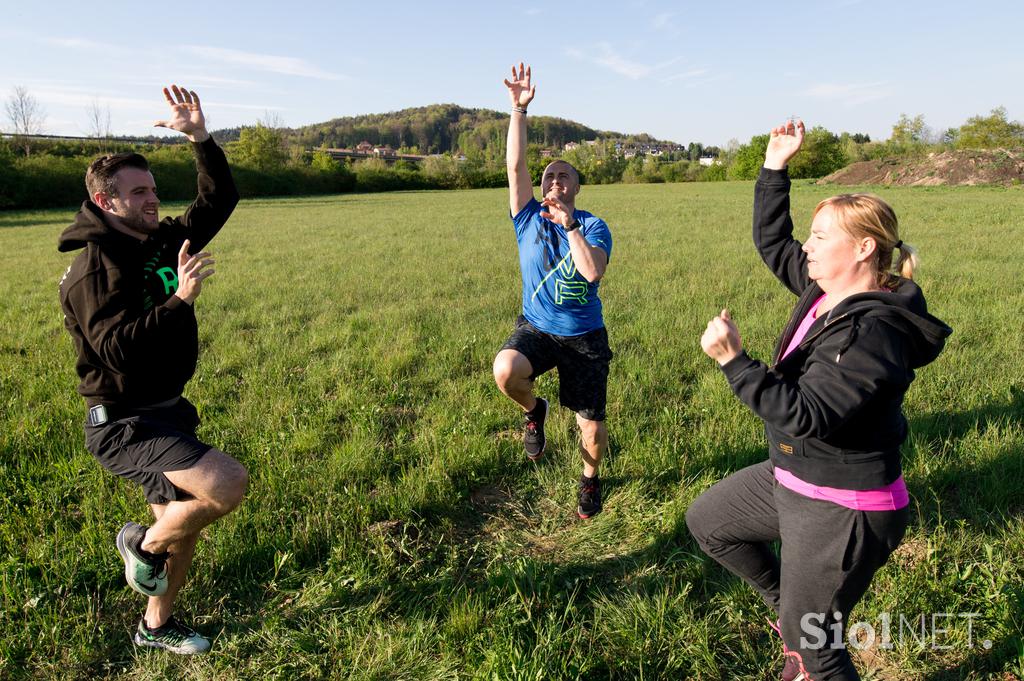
[1,180,1022,679]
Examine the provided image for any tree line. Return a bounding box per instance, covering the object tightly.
[2,86,1022,210]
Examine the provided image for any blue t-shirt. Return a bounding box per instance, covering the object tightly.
[512,197,612,336]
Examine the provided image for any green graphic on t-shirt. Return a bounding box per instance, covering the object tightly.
[555,280,588,304]
[530,251,591,306]
[155,267,178,295]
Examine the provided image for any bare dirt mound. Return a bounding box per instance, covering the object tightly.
[819,149,1024,186]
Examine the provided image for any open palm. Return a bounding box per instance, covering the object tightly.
[503,63,536,108]
[154,85,206,137]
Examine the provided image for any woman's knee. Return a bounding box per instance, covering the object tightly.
[684,491,719,548]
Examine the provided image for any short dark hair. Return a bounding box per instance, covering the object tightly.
[85,153,150,199]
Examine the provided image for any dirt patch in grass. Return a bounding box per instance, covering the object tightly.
[492,428,521,443]
[470,484,514,512]
[891,536,929,570]
[820,149,1024,186]
[853,634,914,681]
[466,484,575,560]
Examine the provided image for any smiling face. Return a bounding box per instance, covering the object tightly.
[102,167,160,233]
[541,161,580,204]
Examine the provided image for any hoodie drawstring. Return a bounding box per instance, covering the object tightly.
[835,318,859,363]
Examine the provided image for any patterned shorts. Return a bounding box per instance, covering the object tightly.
[500,315,613,421]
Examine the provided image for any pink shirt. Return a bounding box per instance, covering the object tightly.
[775,293,909,511]
[780,294,826,361]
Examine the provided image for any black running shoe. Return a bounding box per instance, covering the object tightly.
[577,474,602,519]
[524,398,548,461]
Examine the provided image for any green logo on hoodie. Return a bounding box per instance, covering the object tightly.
[155,267,178,295]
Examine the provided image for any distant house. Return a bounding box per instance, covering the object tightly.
[585,140,599,147]
[356,141,374,153]
[540,148,556,158]
[373,144,396,158]
[699,155,718,166]
[564,141,579,151]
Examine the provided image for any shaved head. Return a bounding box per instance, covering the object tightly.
[543,160,579,185]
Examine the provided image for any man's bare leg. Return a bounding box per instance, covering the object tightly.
[576,415,607,478]
[138,449,247,628]
[144,503,199,629]
[141,449,247,553]
[493,349,537,411]
[576,415,607,518]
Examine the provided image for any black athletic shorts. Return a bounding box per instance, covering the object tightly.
[84,397,211,505]
[500,315,613,421]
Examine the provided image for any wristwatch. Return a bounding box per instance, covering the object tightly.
[565,218,581,232]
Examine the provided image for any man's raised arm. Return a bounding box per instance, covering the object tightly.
[154,85,239,252]
[504,63,536,216]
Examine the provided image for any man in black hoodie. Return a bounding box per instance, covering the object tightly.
[58,85,245,655]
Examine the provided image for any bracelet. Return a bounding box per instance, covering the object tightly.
[565,218,581,232]
[512,106,528,115]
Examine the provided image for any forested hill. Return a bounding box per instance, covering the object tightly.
[211,104,677,156]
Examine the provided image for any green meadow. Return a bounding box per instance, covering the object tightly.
[1,181,1022,679]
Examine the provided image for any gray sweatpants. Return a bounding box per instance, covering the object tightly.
[685,460,908,680]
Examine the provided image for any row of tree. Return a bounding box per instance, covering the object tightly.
[3,83,1022,209]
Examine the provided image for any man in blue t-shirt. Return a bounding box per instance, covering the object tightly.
[492,63,614,519]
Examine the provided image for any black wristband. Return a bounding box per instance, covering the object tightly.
[565,218,581,232]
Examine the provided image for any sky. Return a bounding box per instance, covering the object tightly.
[3,0,1022,147]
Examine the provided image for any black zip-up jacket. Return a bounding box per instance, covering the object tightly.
[719,167,952,489]
[57,138,238,408]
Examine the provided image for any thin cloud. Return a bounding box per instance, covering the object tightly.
[184,46,346,81]
[804,81,891,106]
[41,36,132,58]
[45,37,110,50]
[566,45,708,84]
[564,43,649,79]
[652,12,681,36]
[30,89,155,110]
[593,46,653,80]
[662,68,710,84]
[203,101,287,112]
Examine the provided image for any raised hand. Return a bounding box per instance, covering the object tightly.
[503,63,536,109]
[173,240,215,305]
[700,309,743,366]
[154,85,210,143]
[540,195,572,228]
[764,118,805,170]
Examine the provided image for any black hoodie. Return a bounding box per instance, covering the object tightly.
[57,138,238,408]
[719,167,953,490]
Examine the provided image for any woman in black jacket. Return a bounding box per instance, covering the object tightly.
[686,119,952,681]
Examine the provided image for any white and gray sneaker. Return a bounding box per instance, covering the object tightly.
[116,522,168,597]
[134,617,211,655]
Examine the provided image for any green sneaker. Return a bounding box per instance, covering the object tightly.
[134,617,211,655]
[116,522,168,597]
